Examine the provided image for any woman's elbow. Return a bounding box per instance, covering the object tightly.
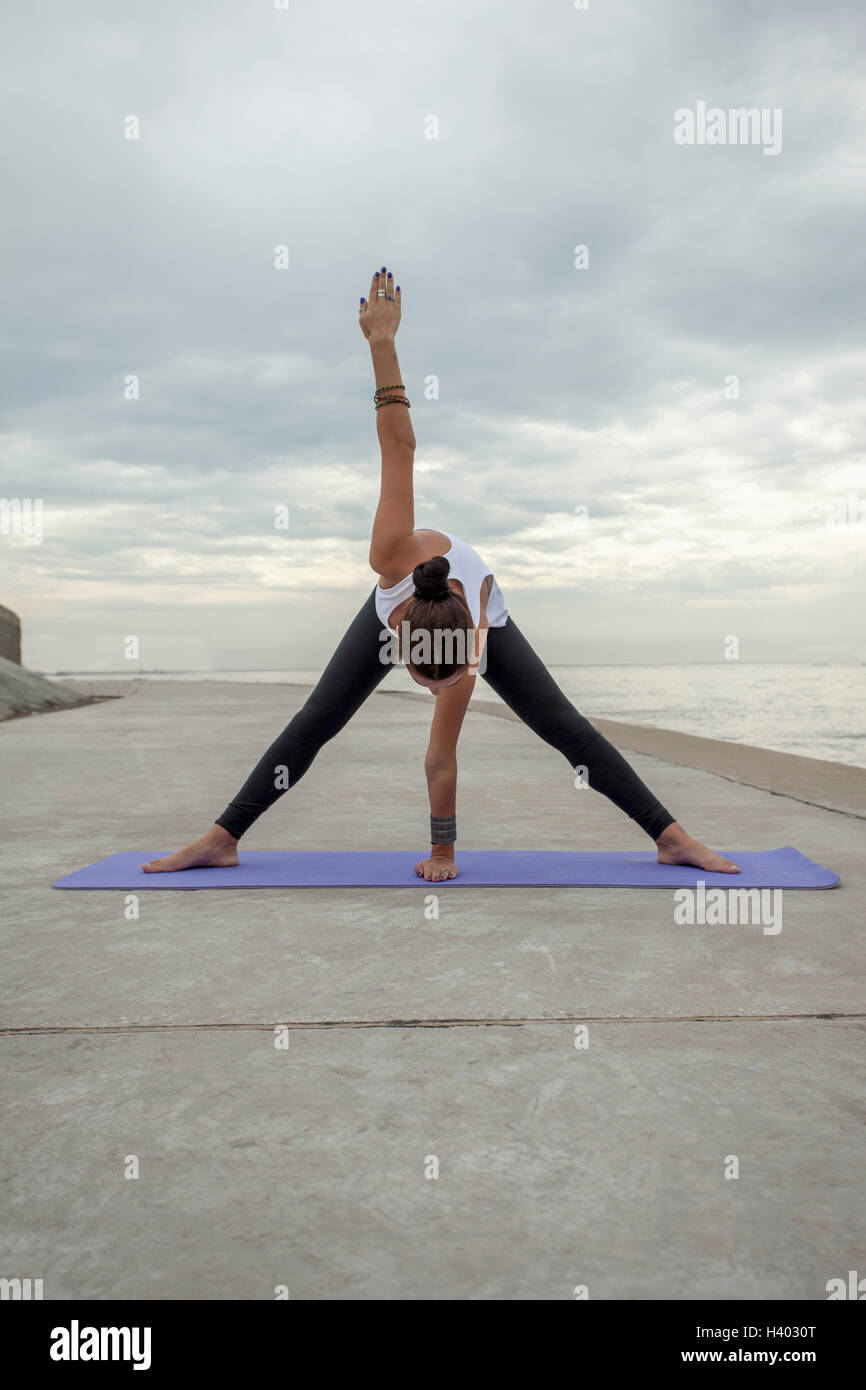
[369,545,394,574]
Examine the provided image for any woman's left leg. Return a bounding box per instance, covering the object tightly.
[481,615,741,870]
[481,614,676,841]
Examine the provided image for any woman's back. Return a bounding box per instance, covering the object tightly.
[375,529,508,632]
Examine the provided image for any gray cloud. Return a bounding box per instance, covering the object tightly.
[1,0,864,670]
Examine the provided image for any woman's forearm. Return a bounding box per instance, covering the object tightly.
[426,763,456,816]
[425,763,457,857]
[370,337,415,452]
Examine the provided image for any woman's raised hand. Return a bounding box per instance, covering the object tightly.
[359,265,401,342]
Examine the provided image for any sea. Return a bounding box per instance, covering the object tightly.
[55,663,865,769]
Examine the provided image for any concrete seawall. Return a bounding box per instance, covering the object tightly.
[1,680,862,1299]
[0,603,21,664]
[0,655,115,720]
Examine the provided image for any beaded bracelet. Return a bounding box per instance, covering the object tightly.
[375,396,411,410]
[374,383,405,396]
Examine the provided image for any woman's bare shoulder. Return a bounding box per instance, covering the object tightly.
[376,530,452,585]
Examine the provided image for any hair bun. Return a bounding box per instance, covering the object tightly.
[412,554,452,601]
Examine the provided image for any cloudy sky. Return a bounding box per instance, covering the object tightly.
[1,0,864,672]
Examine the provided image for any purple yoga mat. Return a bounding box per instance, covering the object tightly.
[51,846,838,890]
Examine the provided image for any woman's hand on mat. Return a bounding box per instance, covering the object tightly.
[359,266,401,342]
[414,852,458,882]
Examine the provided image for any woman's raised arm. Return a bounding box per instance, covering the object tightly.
[361,267,417,576]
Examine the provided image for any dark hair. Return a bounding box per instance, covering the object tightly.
[402,555,472,683]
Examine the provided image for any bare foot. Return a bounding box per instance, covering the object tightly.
[656,822,740,874]
[142,825,239,873]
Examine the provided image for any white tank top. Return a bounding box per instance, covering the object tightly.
[375,530,509,633]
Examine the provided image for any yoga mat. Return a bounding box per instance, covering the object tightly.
[52,847,839,890]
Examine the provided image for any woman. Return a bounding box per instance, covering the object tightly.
[144,266,739,882]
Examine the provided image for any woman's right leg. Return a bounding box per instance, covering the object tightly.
[143,588,389,871]
[216,587,389,839]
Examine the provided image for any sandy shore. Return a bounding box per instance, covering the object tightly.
[2,680,863,1299]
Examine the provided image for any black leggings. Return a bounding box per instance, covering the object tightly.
[215,587,676,843]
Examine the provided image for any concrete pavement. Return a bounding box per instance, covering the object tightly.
[1,680,863,1299]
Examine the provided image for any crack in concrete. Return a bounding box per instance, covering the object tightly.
[2,1012,864,1036]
